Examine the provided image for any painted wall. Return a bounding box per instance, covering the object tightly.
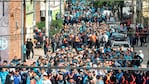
[0,2,9,61]
[9,0,22,60]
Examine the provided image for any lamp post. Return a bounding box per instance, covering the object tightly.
[33,0,36,29]
[147,44,149,59]
[2,0,4,16]
[0,36,1,62]
[45,0,49,37]
[21,0,24,62]
[23,0,26,42]
[21,0,26,62]
[60,0,62,18]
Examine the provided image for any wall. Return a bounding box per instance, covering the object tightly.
[0,1,9,61]
[9,0,22,60]
[36,2,40,23]
[0,0,41,61]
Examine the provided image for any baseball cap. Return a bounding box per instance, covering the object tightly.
[43,72,48,76]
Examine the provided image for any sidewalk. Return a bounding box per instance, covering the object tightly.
[26,48,44,65]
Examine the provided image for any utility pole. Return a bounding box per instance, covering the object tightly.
[21,0,24,62]
[138,0,142,24]
[60,0,62,18]
[23,0,26,43]
[33,0,36,29]
[2,0,4,16]
[131,0,134,24]
[45,0,49,37]
[141,0,143,25]
[21,0,26,61]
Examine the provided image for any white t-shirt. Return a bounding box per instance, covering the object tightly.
[42,80,52,84]
[139,53,144,59]
[103,34,108,42]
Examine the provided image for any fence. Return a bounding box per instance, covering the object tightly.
[0,66,149,71]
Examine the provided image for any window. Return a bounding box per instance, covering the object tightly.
[113,44,120,47]
[113,43,129,47]
[122,44,129,47]
[40,10,46,17]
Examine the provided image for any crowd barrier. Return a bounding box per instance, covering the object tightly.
[0,66,149,71]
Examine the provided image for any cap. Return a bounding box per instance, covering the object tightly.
[43,72,48,76]
[139,50,142,53]
[80,69,83,72]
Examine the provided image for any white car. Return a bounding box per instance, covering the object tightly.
[111,41,131,51]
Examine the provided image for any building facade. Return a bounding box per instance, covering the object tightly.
[0,0,40,61]
[0,0,22,61]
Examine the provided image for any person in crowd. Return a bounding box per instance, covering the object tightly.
[139,29,145,47]
[13,70,21,84]
[147,60,149,68]
[135,30,139,46]
[10,56,20,66]
[23,41,27,61]
[26,39,30,59]
[44,37,49,57]
[138,50,144,59]
[96,75,104,84]
[0,68,9,84]
[29,39,34,58]
[26,38,34,59]
[101,32,108,47]
[21,67,28,84]
[42,72,52,84]
[4,71,14,84]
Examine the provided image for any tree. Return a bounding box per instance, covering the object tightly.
[36,21,45,30]
[49,19,63,36]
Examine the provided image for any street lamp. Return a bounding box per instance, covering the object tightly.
[45,0,49,37]
[21,0,26,62]
[2,0,4,16]
[60,0,62,18]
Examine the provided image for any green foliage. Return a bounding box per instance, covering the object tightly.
[93,1,103,7]
[49,19,63,36]
[51,19,63,28]
[36,21,45,30]
[93,0,123,8]
[143,17,149,26]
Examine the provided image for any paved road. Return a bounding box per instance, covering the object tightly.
[26,48,44,65]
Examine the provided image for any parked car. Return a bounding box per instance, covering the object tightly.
[111,41,131,51]
[110,32,127,41]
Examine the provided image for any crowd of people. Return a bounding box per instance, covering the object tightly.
[0,0,149,84]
